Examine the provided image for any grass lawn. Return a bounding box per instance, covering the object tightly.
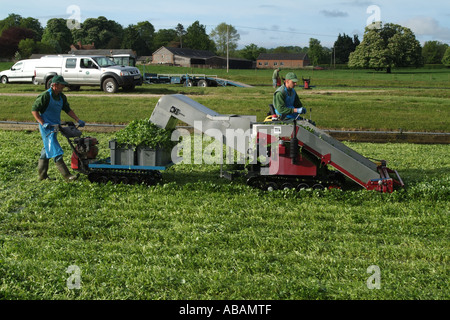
[0,82,449,132]
[0,65,449,132]
[0,130,449,300]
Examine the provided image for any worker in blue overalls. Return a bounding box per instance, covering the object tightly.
[273,72,306,120]
[31,75,85,181]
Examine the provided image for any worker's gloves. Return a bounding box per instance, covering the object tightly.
[42,123,51,129]
[78,120,86,127]
[297,107,306,114]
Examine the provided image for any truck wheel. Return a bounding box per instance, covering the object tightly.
[198,80,208,87]
[32,77,39,85]
[45,77,53,89]
[1,76,8,84]
[184,80,193,87]
[102,78,118,93]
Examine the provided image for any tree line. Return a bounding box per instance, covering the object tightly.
[0,14,216,59]
[1,13,449,71]
[0,13,362,64]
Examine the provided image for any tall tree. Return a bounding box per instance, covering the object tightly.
[210,22,240,56]
[136,21,155,51]
[308,38,324,66]
[153,28,178,49]
[0,26,35,58]
[18,38,36,58]
[41,18,73,53]
[422,41,448,64]
[184,21,215,51]
[124,21,155,54]
[0,13,22,35]
[20,17,43,40]
[18,38,55,58]
[0,14,43,40]
[175,23,186,48]
[122,25,141,53]
[72,16,123,49]
[349,22,423,73]
[122,21,155,55]
[238,43,266,61]
[442,47,450,67]
[334,33,359,64]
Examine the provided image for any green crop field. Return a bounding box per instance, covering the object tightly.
[0,65,449,301]
[0,130,448,300]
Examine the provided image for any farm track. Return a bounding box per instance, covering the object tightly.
[0,92,164,98]
[0,89,389,99]
[1,86,448,98]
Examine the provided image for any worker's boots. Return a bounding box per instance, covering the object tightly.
[55,159,78,181]
[38,159,55,181]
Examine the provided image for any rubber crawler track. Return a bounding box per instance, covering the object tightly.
[88,169,162,186]
[246,172,346,191]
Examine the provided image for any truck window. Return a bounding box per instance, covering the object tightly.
[80,58,96,69]
[92,57,116,67]
[66,58,77,68]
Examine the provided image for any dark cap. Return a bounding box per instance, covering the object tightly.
[52,75,69,86]
[285,72,299,83]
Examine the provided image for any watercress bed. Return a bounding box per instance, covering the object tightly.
[113,118,176,150]
[0,130,448,300]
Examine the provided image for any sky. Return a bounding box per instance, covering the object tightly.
[1,0,449,49]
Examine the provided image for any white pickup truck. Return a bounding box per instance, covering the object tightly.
[34,55,143,93]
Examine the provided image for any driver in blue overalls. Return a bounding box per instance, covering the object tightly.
[273,72,306,120]
[31,75,85,181]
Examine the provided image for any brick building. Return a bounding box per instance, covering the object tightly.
[256,53,310,69]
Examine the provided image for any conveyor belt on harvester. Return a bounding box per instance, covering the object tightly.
[252,122,383,188]
[150,94,402,191]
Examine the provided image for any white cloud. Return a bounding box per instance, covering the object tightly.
[403,16,450,41]
[321,10,349,18]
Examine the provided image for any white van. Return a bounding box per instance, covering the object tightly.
[0,59,39,84]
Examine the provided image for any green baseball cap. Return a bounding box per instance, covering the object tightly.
[285,72,299,82]
[52,75,69,86]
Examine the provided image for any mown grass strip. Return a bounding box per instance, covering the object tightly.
[0,86,449,132]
